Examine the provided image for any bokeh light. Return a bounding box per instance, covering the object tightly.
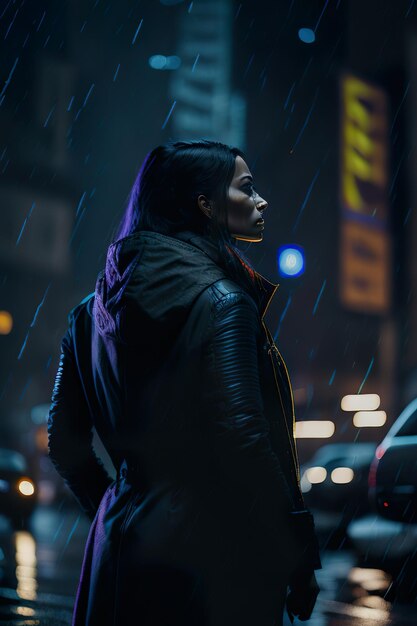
[298,28,316,44]
[277,245,305,277]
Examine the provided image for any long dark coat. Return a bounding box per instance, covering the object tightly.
[47,229,321,626]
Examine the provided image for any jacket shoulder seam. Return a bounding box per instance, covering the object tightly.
[207,281,258,317]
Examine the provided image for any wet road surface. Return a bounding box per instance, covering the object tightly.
[0,505,416,625]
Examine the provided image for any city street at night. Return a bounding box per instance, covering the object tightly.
[0,506,417,625]
[2,0,417,624]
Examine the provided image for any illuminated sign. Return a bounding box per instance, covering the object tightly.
[340,74,391,313]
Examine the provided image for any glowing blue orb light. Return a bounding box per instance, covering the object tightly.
[166,55,181,70]
[278,245,305,277]
[149,55,181,70]
[298,28,315,44]
[149,55,167,70]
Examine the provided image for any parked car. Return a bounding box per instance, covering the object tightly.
[0,448,37,527]
[300,443,377,532]
[369,397,417,523]
[348,399,417,601]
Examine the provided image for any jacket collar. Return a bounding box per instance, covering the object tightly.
[172,230,280,319]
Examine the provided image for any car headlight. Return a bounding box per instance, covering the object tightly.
[17,479,35,496]
[305,466,327,484]
[330,467,354,484]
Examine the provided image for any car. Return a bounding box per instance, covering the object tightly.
[300,443,377,536]
[348,400,417,601]
[0,448,37,527]
[369,397,417,523]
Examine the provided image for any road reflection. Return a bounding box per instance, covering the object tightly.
[0,508,415,625]
[15,531,37,601]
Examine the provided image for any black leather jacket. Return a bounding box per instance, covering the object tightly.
[47,229,321,624]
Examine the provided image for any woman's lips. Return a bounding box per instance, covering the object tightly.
[256,219,265,228]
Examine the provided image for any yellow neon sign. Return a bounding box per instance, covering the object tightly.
[342,75,388,218]
[340,74,391,314]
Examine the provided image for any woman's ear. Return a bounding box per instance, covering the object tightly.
[197,194,213,219]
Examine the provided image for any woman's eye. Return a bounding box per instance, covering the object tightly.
[243,184,255,195]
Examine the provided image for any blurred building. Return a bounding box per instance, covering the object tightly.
[170,0,246,147]
[0,3,77,456]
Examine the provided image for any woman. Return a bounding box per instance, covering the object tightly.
[48,139,322,626]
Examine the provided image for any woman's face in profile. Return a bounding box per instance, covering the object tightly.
[226,155,268,242]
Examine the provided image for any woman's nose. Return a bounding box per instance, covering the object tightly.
[256,195,268,213]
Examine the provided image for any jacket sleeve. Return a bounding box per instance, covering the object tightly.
[203,290,297,529]
[47,323,114,520]
[204,290,322,570]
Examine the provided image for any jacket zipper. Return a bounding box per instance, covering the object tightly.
[261,320,305,508]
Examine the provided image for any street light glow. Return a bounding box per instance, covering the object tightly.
[149,55,181,70]
[18,479,35,496]
[341,394,381,411]
[298,28,316,44]
[0,311,13,335]
[295,420,335,438]
[353,411,387,427]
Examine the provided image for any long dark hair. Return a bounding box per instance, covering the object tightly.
[112,139,260,303]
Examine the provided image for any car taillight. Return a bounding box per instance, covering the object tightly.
[368,445,386,488]
[368,457,379,488]
[375,445,386,460]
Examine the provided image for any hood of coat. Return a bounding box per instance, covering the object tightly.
[93,230,228,349]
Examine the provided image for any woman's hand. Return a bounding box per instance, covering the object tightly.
[286,570,320,622]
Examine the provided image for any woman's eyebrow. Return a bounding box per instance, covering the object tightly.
[239,174,253,182]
